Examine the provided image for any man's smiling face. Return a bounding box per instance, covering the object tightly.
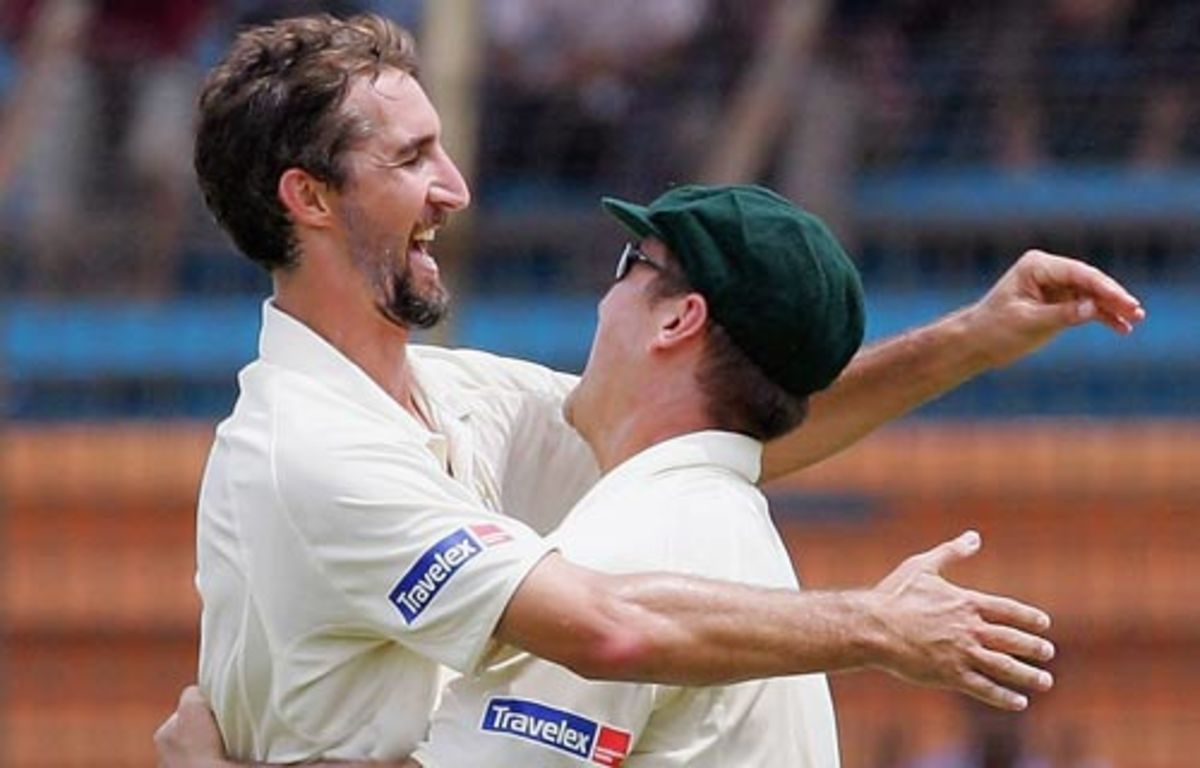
[333,68,471,328]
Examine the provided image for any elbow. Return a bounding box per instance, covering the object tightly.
[567,623,655,681]
[555,583,661,681]
[500,558,675,682]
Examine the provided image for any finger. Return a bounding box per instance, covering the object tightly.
[970,590,1052,633]
[978,623,1056,662]
[1031,280,1143,334]
[1093,287,1145,318]
[970,646,1054,693]
[1050,298,1097,328]
[1031,253,1141,312]
[153,712,178,756]
[179,684,206,708]
[1083,271,1140,312]
[1097,308,1133,335]
[957,668,1029,712]
[1030,258,1146,332]
[914,530,982,574]
[1098,303,1144,334]
[1060,299,1141,335]
[174,685,221,740]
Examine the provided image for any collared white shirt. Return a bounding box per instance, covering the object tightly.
[414,431,840,768]
[197,302,597,762]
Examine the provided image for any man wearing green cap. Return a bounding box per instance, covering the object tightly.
[406,183,867,766]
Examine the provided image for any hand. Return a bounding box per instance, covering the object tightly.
[154,686,230,768]
[868,531,1055,711]
[966,250,1145,368]
[153,686,421,768]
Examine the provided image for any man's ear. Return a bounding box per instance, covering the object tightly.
[278,167,335,228]
[651,292,709,352]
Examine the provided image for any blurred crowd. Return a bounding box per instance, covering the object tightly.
[832,0,1200,170]
[0,0,1197,296]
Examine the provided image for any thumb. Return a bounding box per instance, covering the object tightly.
[178,685,207,712]
[1039,297,1095,328]
[1070,298,1096,325]
[920,530,982,574]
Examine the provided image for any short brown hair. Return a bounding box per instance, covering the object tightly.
[195,13,419,271]
[644,259,809,441]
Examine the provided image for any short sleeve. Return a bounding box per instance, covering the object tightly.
[265,415,553,674]
[413,652,657,768]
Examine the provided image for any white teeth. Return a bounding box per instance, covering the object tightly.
[412,226,437,244]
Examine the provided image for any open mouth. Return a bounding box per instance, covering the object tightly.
[408,224,440,277]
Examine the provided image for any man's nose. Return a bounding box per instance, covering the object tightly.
[430,146,471,211]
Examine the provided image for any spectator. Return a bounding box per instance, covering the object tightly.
[990,0,1196,169]
[479,0,709,198]
[2,0,215,296]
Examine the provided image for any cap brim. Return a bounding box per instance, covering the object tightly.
[601,197,663,242]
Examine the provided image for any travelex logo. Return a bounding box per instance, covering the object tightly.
[481,697,632,767]
[389,524,510,623]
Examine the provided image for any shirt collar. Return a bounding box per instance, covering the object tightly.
[602,430,763,486]
[258,300,449,436]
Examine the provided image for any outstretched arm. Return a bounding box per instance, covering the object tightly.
[499,530,1051,710]
[761,250,1146,481]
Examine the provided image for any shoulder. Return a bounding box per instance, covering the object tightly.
[260,367,412,457]
[244,371,464,517]
[662,474,795,587]
[654,464,768,525]
[571,468,792,584]
[553,468,761,568]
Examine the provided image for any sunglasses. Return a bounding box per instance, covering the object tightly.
[614,242,665,282]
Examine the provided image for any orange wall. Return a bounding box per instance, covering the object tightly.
[2,422,1196,766]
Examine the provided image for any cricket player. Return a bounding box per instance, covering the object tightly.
[166,12,1144,765]
[407,184,868,767]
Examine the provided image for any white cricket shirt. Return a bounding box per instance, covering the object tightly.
[197,302,597,762]
[414,431,840,768]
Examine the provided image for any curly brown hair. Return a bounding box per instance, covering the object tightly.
[195,13,419,271]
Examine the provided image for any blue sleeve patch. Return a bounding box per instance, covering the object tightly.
[481,697,632,766]
[389,527,483,623]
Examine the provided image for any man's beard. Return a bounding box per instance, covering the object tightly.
[347,227,449,330]
[377,258,449,330]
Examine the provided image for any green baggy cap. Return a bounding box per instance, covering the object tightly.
[601,184,865,398]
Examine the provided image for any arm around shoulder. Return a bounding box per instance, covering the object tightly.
[494,552,880,685]
[497,532,1055,710]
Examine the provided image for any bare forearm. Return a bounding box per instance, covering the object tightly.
[762,250,1145,482]
[763,307,986,481]
[498,552,895,685]
[500,535,1053,711]
[498,554,884,684]
[596,573,885,684]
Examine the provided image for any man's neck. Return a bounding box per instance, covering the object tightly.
[273,276,423,421]
[592,416,714,474]
[585,376,715,474]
